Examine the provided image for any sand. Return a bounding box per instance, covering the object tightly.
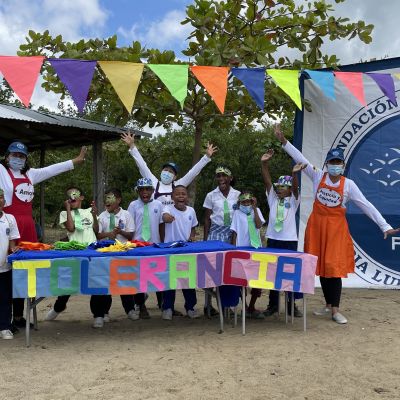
[1,288,399,400]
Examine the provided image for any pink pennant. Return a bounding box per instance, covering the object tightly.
[334,71,366,106]
[0,56,45,107]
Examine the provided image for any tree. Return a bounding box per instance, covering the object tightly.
[17,0,373,201]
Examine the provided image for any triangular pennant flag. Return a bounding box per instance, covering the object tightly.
[98,61,144,113]
[147,64,189,108]
[366,73,397,106]
[231,67,265,110]
[190,66,229,113]
[394,73,400,81]
[0,56,45,107]
[266,69,302,109]
[304,69,335,101]
[48,59,97,113]
[334,71,366,106]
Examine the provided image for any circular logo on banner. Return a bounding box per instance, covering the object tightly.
[15,183,34,203]
[316,188,342,207]
[330,97,400,285]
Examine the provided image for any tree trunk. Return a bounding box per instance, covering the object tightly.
[187,119,203,206]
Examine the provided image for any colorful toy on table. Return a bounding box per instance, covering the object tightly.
[53,241,88,250]
[130,240,152,247]
[96,239,137,252]
[17,241,53,251]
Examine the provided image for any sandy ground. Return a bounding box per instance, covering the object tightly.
[1,288,399,400]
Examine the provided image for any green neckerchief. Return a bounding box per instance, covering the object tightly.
[274,199,285,232]
[109,213,115,230]
[223,199,230,226]
[141,203,151,241]
[73,209,83,231]
[247,213,261,248]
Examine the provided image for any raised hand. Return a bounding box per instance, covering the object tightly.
[261,149,274,162]
[205,142,218,158]
[292,163,307,173]
[90,200,98,216]
[72,146,87,165]
[274,123,287,145]
[384,228,400,239]
[121,131,135,148]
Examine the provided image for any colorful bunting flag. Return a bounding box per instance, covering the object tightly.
[304,70,335,101]
[0,56,45,107]
[231,67,265,110]
[48,59,96,113]
[98,61,144,113]
[334,71,366,106]
[190,66,229,113]
[366,73,397,106]
[147,64,189,108]
[393,73,400,81]
[267,69,302,109]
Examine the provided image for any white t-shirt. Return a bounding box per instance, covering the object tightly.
[127,199,163,243]
[230,208,265,247]
[163,205,198,242]
[283,141,392,232]
[98,208,135,243]
[203,186,241,226]
[0,212,20,272]
[128,146,211,206]
[59,208,97,244]
[266,189,300,241]
[0,161,74,207]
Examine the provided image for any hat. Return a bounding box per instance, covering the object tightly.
[7,142,28,156]
[325,148,345,162]
[162,162,179,174]
[136,177,154,189]
[273,175,293,187]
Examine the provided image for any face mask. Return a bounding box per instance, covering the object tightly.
[8,157,25,171]
[239,205,252,215]
[160,171,175,185]
[327,164,344,177]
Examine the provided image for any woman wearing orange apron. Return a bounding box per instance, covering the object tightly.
[0,142,87,330]
[274,125,399,324]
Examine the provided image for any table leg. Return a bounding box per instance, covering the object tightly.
[291,292,294,325]
[25,298,31,347]
[285,292,288,324]
[242,286,246,335]
[216,287,224,334]
[303,295,307,332]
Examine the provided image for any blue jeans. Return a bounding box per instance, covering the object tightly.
[162,289,197,311]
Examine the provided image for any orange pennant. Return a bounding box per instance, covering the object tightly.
[190,66,229,113]
[0,56,45,107]
[334,71,366,106]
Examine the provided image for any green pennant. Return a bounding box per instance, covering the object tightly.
[147,64,189,108]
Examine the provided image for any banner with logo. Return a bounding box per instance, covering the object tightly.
[294,57,400,288]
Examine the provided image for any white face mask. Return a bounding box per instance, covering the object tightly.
[160,171,175,185]
[239,205,252,215]
[8,156,26,171]
[327,164,344,177]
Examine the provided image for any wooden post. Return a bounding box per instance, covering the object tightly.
[92,141,104,212]
[39,144,45,242]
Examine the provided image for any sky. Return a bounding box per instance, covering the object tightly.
[0,0,400,121]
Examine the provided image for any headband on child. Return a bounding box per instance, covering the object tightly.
[215,166,232,176]
[239,192,253,201]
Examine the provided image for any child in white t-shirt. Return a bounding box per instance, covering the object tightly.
[260,149,305,318]
[161,185,199,320]
[97,188,145,323]
[0,188,20,340]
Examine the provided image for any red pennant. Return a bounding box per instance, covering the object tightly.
[334,71,366,106]
[190,66,229,113]
[0,56,45,107]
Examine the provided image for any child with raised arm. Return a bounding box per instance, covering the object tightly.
[259,149,305,318]
[161,185,199,320]
[274,124,399,324]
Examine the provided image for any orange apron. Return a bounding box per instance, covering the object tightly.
[304,173,354,278]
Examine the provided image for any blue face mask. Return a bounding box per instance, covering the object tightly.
[160,171,175,185]
[239,205,252,215]
[327,164,344,177]
[8,156,26,171]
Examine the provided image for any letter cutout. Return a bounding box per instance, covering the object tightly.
[80,259,108,295]
[139,256,167,293]
[169,255,196,289]
[13,260,51,297]
[197,252,223,287]
[275,256,302,292]
[223,251,249,286]
[248,253,277,289]
[110,259,138,295]
[50,259,80,296]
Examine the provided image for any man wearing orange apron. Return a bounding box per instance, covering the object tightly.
[274,125,399,324]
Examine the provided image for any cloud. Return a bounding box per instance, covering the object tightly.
[117,9,192,50]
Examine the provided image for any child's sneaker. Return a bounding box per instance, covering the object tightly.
[139,305,151,319]
[127,310,140,321]
[0,329,13,340]
[187,309,199,319]
[313,306,331,316]
[263,305,278,317]
[92,317,104,328]
[45,308,60,321]
[103,314,111,323]
[162,308,173,320]
[332,312,347,324]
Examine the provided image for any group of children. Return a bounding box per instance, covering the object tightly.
[0,131,308,339]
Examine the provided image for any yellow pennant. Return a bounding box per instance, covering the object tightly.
[393,73,400,81]
[98,61,144,113]
[267,69,302,109]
